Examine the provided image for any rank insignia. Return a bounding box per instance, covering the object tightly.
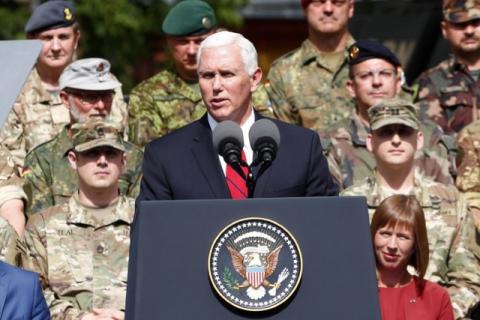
[349,45,359,60]
[202,17,212,29]
[64,8,73,21]
[208,217,303,312]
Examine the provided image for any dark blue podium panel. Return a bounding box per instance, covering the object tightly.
[126,196,381,320]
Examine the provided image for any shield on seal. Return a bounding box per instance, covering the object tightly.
[246,266,265,289]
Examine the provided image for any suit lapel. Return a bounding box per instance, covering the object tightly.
[0,263,9,317]
[190,115,230,198]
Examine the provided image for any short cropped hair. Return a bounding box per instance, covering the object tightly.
[197,31,258,76]
[371,195,429,284]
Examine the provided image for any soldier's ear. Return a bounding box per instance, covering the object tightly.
[346,79,356,99]
[440,21,448,40]
[67,151,78,170]
[366,133,373,152]
[416,131,424,151]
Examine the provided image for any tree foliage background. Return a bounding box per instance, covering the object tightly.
[0,0,249,92]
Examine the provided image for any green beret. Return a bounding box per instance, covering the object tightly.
[162,0,217,37]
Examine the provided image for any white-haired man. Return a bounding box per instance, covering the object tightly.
[137,31,338,201]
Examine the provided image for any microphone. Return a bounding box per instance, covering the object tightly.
[212,120,244,166]
[249,119,280,166]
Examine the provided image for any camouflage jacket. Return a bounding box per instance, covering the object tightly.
[0,217,22,266]
[128,68,273,147]
[456,120,480,210]
[24,194,134,320]
[0,67,128,167]
[415,55,480,135]
[0,145,28,266]
[341,175,479,318]
[23,126,143,215]
[325,112,454,189]
[265,37,355,135]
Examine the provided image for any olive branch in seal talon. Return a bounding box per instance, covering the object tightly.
[223,266,240,289]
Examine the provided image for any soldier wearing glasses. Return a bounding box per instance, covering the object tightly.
[341,98,479,319]
[324,40,453,189]
[22,58,143,216]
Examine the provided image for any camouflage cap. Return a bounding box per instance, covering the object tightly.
[368,98,419,131]
[59,58,121,91]
[71,120,125,153]
[25,0,76,34]
[348,40,401,67]
[162,0,217,36]
[443,0,480,23]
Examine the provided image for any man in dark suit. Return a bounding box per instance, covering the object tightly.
[0,261,49,319]
[137,31,338,201]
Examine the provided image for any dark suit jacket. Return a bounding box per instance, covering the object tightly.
[0,261,50,320]
[137,113,338,201]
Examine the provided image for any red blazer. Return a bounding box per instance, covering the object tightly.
[379,277,454,320]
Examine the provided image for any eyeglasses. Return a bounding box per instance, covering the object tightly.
[68,90,115,106]
[311,0,348,6]
[353,69,397,82]
[374,125,416,139]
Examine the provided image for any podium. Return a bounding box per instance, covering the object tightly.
[126,196,381,319]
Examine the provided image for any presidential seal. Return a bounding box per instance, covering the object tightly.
[208,217,303,312]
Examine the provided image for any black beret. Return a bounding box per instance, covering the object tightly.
[162,0,217,37]
[348,39,401,67]
[25,0,77,34]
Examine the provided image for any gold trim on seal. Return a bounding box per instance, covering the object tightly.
[207,216,303,312]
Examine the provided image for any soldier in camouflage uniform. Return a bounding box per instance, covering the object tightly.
[415,0,480,135]
[129,0,272,147]
[23,58,143,216]
[24,120,134,319]
[341,99,479,319]
[0,1,127,167]
[325,40,454,189]
[0,145,28,266]
[265,0,355,135]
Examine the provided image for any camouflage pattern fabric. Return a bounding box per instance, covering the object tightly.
[265,37,355,135]
[443,0,480,23]
[0,67,128,167]
[325,112,454,189]
[415,55,480,135]
[0,145,28,266]
[456,120,480,210]
[23,126,143,216]
[341,175,479,318]
[128,68,273,147]
[23,194,134,319]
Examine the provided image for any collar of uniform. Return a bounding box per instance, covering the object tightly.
[350,112,368,147]
[300,35,355,69]
[27,67,63,105]
[364,174,434,208]
[165,68,203,102]
[66,193,133,227]
[448,54,471,75]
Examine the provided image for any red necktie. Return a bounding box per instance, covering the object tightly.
[226,150,248,199]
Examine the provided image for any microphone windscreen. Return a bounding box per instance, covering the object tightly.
[249,119,281,149]
[212,120,244,153]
